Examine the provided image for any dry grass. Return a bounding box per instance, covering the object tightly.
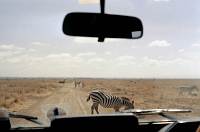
[1,78,200,117]
[79,79,200,115]
[0,79,63,110]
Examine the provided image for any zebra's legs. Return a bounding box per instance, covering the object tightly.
[91,103,98,114]
[94,104,99,114]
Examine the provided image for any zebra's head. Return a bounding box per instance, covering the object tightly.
[122,98,134,110]
[125,100,134,110]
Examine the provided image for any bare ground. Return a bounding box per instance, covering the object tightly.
[1,78,200,127]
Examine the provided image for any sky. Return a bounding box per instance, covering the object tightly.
[0,0,200,78]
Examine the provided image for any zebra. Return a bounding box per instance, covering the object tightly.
[74,80,82,88]
[178,85,199,96]
[86,90,134,114]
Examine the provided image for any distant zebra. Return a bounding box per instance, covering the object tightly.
[74,80,82,88]
[86,90,134,114]
[178,85,199,96]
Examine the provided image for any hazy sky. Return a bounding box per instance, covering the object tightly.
[0,0,200,78]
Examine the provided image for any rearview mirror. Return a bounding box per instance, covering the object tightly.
[63,12,143,42]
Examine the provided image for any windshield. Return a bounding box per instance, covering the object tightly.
[0,0,200,127]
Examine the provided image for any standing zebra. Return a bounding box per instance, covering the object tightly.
[87,90,134,114]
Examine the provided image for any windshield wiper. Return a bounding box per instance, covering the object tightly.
[9,112,43,125]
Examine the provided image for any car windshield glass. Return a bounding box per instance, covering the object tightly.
[0,0,200,128]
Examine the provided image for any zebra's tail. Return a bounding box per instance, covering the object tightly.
[86,94,90,102]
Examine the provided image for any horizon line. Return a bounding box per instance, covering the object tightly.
[0,76,200,80]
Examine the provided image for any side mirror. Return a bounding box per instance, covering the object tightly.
[63,12,143,42]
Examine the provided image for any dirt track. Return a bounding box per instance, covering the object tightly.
[11,82,110,127]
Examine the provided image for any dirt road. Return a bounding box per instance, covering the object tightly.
[11,82,110,127]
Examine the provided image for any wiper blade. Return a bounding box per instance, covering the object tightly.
[121,109,192,115]
[9,112,43,125]
[9,113,37,120]
[140,120,175,125]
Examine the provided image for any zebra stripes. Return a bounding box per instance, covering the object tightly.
[87,90,134,114]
